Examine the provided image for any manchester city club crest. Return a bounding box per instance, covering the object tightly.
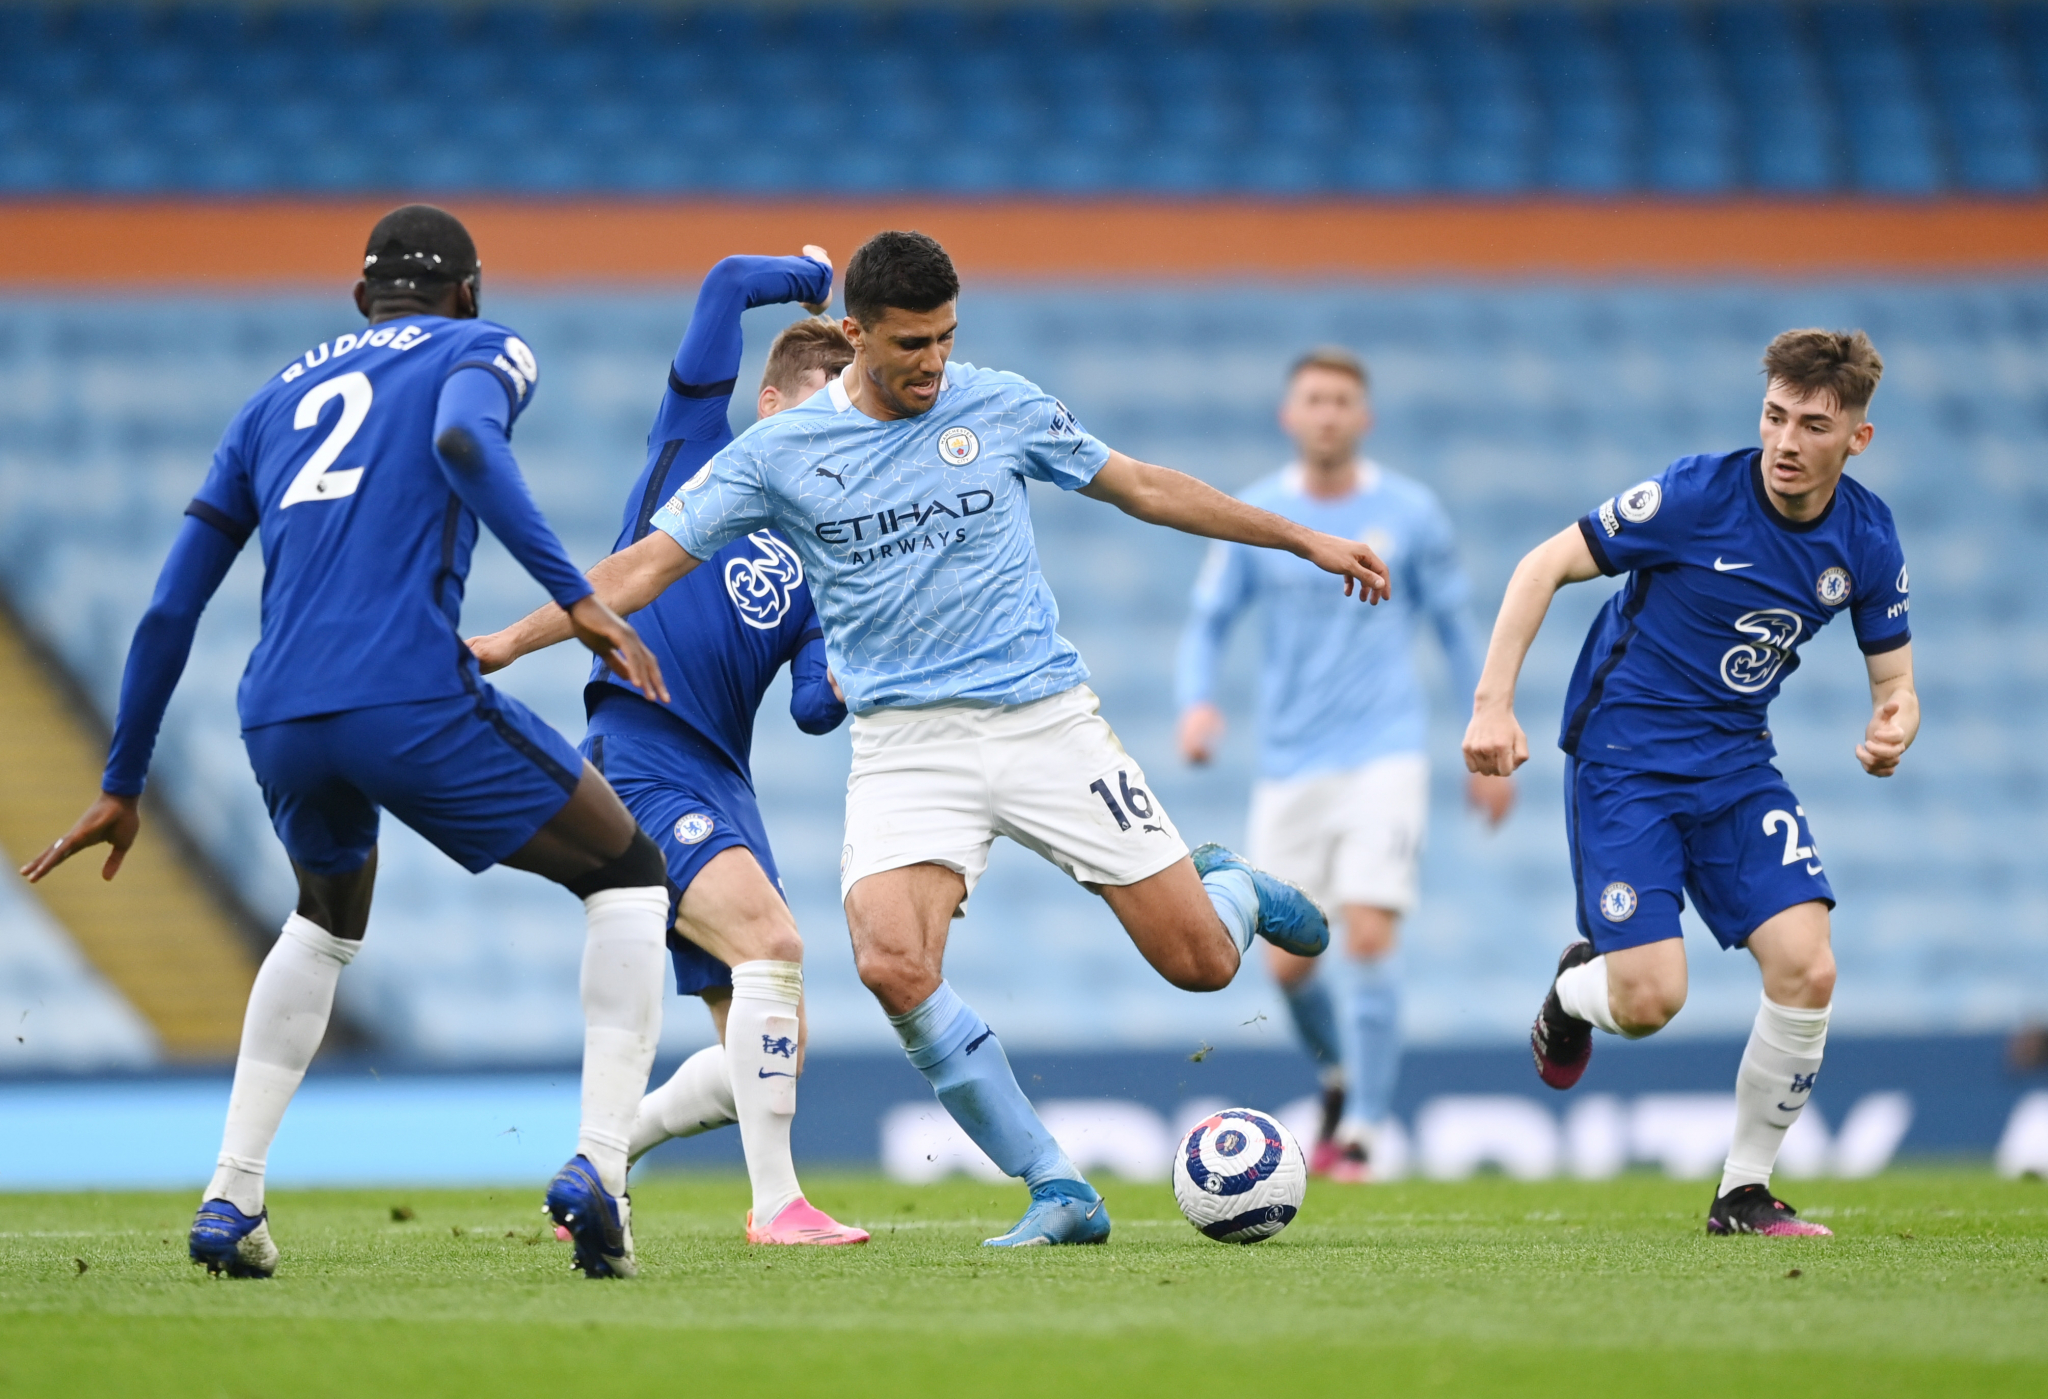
[938,425,980,465]
[674,812,714,845]
[1815,565,1852,608]
[1599,881,1638,922]
[1617,480,1662,523]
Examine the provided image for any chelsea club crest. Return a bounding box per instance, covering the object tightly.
[938,425,980,466]
[1599,882,1638,922]
[674,813,715,845]
[1815,566,1852,608]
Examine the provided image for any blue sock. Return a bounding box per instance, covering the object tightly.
[1343,957,1403,1127]
[889,982,1080,1190]
[1282,974,1343,1071]
[1202,868,1258,952]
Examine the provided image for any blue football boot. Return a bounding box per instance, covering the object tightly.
[1190,842,1329,958]
[984,1179,1111,1247]
[544,1155,637,1279]
[188,1199,278,1278]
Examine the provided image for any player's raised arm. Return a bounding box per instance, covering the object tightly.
[1857,642,1918,777]
[1461,523,1604,778]
[1080,449,1391,603]
[19,509,247,883]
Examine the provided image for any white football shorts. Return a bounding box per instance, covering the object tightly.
[839,684,1189,910]
[1246,752,1430,916]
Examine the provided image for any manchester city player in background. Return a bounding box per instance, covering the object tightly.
[477,229,1393,1248]
[558,246,867,1246]
[1463,329,1917,1237]
[21,206,675,1280]
[1177,346,1512,1182]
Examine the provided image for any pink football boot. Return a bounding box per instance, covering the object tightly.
[746,1197,871,1246]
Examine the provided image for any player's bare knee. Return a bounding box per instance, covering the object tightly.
[853,942,937,1015]
[1610,975,1685,1036]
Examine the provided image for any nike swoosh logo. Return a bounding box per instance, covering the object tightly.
[757,1069,794,1079]
[1713,558,1755,572]
[1776,1102,1804,1112]
[1085,1202,1102,1220]
[1806,862,1824,876]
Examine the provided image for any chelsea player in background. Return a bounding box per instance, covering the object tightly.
[1177,347,1512,1182]
[21,206,674,1280]
[557,246,867,1246]
[477,230,1394,1248]
[1463,330,1917,1236]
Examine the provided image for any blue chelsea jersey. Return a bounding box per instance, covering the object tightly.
[1561,448,1911,776]
[189,314,555,729]
[650,361,1112,713]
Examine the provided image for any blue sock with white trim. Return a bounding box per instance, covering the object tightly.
[889,982,1080,1190]
[1202,868,1259,952]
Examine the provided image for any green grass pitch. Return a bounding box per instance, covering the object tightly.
[4,1169,2044,1397]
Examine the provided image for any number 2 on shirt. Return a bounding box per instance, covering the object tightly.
[281,371,372,507]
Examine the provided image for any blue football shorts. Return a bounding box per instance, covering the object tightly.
[583,694,784,998]
[1565,755,1835,954]
[243,685,585,877]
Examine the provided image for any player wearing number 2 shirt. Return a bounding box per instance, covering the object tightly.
[22,206,675,1283]
[1461,329,1919,1238]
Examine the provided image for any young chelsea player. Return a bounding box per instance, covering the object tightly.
[1461,329,1918,1237]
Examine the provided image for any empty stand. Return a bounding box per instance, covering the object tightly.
[1,2,2047,196]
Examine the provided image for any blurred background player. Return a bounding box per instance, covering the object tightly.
[543,247,867,1245]
[478,229,1394,1247]
[1177,347,1511,1181]
[20,205,672,1280]
[1463,329,1917,1236]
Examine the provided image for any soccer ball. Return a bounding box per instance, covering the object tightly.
[1171,1107,1307,1244]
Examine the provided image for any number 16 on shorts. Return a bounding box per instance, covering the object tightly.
[1089,769,1164,836]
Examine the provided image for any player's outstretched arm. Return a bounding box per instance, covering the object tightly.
[1462,525,1603,778]
[469,530,700,688]
[1857,642,1918,777]
[19,511,244,884]
[1080,450,1390,603]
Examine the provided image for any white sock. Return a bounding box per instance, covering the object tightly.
[1718,994,1830,1197]
[1554,954,1627,1036]
[576,888,669,1196]
[725,960,806,1224]
[628,1043,736,1163]
[205,914,357,1213]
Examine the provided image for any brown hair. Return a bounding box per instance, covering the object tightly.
[762,317,854,396]
[1762,328,1884,414]
[1288,345,1369,392]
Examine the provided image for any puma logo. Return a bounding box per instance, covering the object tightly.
[814,466,847,488]
[964,1028,995,1055]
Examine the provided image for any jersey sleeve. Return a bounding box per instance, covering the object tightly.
[449,325,542,426]
[1850,513,1912,655]
[659,254,834,444]
[1576,456,1710,576]
[1409,495,1485,708]
[1011,383,1111,491]
[649,437,775,561]
[185,404,261,545]
[1175,539,1254,710]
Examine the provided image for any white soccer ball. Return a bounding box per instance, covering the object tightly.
[1172,1107,1307,1244]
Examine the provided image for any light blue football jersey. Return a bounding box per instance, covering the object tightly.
[649,361,1110,712]
[1176,464,1485,781]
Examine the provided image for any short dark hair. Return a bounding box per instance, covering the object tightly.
[844,230,958,326]
[362,203,478,299]
[1762,328,1884,414]
[1289,345,1369,391]
[763,317,854,395]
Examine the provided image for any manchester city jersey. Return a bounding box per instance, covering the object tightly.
[1561,448,1911,776]
[189,314,572,730]
[1177,464,1484,780]
[650,361,1111,713]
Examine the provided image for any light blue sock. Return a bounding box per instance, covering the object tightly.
[1282,974,1343,1071]
[1202,868,1259,952]
[889,981,1080,1190]
[1343,956,1403,1127]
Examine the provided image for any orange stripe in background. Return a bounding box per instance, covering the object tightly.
[3,198,2047,286]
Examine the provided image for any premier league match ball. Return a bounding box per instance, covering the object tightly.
[1171,1108,1307,1244]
